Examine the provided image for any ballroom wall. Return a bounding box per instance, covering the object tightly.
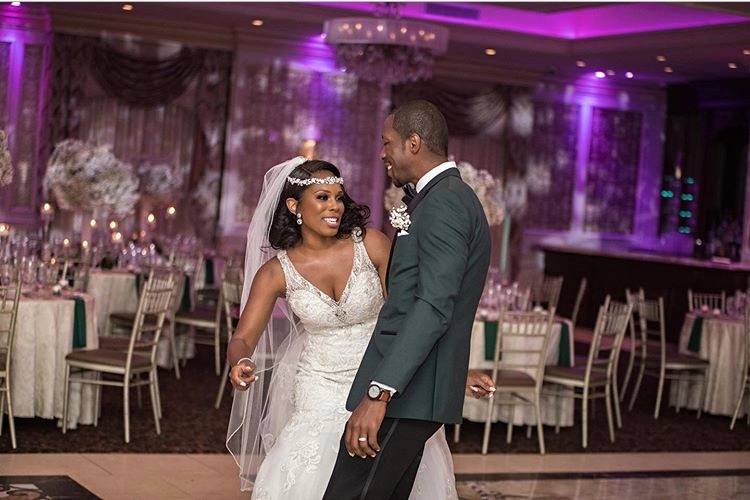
[0,4,671,263]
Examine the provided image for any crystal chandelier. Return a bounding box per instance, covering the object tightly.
[323,3,449,86]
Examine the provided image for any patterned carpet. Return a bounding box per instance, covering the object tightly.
[1,345,749,453]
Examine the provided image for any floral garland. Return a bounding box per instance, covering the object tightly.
[44,139,139,218]
[138,161,184,201]
[0,130,13,187]
[383,160,505,225]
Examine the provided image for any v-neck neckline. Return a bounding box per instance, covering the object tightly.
[284,240,357,306]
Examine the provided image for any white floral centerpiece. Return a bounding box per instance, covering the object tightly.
[138,161,184,201]
[0,130,13,187]
[383,160,505,225]
[44,139,140,218]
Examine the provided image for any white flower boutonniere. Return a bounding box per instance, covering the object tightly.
[389,203,411,234]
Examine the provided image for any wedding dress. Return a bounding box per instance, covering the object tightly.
[250,235,457,500]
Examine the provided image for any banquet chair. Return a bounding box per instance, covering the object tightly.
[214,265,244,408]
[473,308,555,454]
[63,268,175,443]
[530,275,563,312]
[627,296,709,419]
[688,290,726,313]
[0,274,22,449]
[105,268,184,379]
[543,297,631,448]
[619,288,645,407]
[730,308,750,429]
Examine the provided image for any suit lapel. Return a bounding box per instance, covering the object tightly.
[385,168,460,291]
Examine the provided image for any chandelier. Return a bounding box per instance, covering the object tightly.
[323,3,449,86]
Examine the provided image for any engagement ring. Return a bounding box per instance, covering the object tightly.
[357,436,367,442]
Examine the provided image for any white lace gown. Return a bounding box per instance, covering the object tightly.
[251,237,457,500]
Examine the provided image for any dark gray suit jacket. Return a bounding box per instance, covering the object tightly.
[346,168,491,424]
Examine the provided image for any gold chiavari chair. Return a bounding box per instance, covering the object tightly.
[0,272,22,449]
[530,275,564,312]
[214,264,244,408]
[688,289,726,313]
[63,268,175,443]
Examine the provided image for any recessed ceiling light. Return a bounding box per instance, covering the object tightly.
[606,69,615,76]
[10,1,21,6]
[576,60,586,68]
[251,19,264,27]
[121,3,133,11]
[484,48,496,56]
[656,55,667,62]
[594,71,606,79]
[625,71,634,79]
[728,62,738,69]
[664,66,673,73]
[743,49,750,56]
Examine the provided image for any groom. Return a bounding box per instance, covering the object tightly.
[323,100,491,499]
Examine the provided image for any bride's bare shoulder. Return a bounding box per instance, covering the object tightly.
[362,228,390,265]
[252,256,285,293]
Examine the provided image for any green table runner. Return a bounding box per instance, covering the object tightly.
[72,296,87,349]
[687,315,704,353]
[484,320,572,366]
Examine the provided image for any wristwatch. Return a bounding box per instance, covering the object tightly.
[367,383,392,403]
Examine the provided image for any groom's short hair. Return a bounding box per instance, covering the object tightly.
[391,100,448,157]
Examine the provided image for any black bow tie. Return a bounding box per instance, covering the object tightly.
[401,184,417,204]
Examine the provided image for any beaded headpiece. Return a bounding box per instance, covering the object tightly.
[286,175,344,186]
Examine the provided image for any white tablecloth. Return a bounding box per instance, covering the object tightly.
[670,313,746,417]
[10,292,98,429]
[86,269,195,368]
[462,319,576,427]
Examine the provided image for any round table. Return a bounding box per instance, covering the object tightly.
[10,290,98,429]
[670,312,746,417]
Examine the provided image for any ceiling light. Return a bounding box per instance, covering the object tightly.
[606,69,615,76]
[594,71,606,79]
[10,1,21,6]
[251,19,264,27]
[664,66,673,73]
[576,60,586,68]
[625,71,634,79]
[743,49,750,56]
[728,62,738,69]
[121,3,133,11]
[485,48,496,56]
[656,55,667,62]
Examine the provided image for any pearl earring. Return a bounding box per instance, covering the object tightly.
[296,212,302,225]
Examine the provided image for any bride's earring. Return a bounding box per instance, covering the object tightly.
[296,212,303,225]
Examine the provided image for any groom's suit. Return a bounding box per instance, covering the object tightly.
[324,165,491,499]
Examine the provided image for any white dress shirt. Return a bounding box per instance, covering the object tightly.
[372,160,457,397]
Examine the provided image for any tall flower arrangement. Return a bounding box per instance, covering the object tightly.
[383,160,505,225]
[137,161,184,202]
[44,139,140,218]
[0,130,13,187]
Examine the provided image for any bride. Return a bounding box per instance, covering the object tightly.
[225,157,476,499]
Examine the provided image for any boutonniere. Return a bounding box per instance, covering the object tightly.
[389,203,411,233]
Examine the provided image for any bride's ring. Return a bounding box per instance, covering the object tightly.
[357,436,367,442]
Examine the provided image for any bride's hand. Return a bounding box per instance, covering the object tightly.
[230,360,258,391]
[466,370,495,399]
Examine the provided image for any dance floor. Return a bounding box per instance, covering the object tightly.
[1,452,749,499]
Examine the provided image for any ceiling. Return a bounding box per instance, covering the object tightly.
[44,2,750,86]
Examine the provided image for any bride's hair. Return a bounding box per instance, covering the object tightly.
[269,160,370,249]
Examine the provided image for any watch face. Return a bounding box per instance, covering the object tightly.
[368,385,381,399]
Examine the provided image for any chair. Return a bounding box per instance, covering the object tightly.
[688,289,726,313]
[0,274,22,449]
[619,288,645,406]
[544,297,631,448]
[105,268,184,379]
[627,296,710,419]
[214,265,244,408]
[61,258,90,292]
[569,277,587,328]
[171,250,203,310]
[530,275,563,312]
[730,308,750,429]
[63,268,175,443]
[476,308,555,454]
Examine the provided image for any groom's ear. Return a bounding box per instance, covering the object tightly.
[408,133,422,155]
[285,198,298,215]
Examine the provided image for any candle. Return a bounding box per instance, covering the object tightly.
[109,220,118,230]
[166,206,176,217]
[90,219,97,228]
[112,231,122,242]
[81,240,89,250]
[0,223,9,237]
[147,212,156,225]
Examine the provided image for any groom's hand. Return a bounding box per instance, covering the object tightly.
[345,398,386,459]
